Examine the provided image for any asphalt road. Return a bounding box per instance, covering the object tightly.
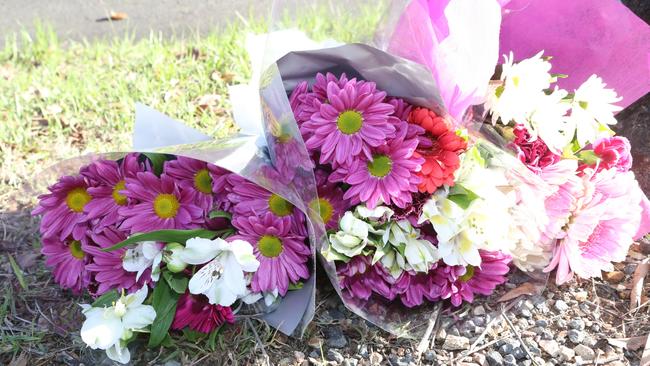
[0,0,279,46]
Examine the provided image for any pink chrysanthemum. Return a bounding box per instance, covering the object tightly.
[81,153,147,231]
[337,255,393,301]
[312,170,349,229]
[41,235,91,294]
[83,227,150,295]
[544,168,644,284]
[301,78,396,165]
[431,250,511,307]
[172,292,234,334]
[119,172,203,233]
[163,156,226,213]
[231,213,310,296]
[342,122,423,208]
[392,270,441,308]
[227,175,306,235]
[32,175,92,241]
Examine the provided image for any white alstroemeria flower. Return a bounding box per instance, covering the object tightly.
[181,237,260,306]
[485,51,554,125]
[530,88,574,153]
[569,74,622,146]
[122,241,163,281]
[80,287,156,365]
[240,274,279,306]
[328,211,373,257]
[437,232,482,267]
[382,220,439,274]
[418,191,465,242]
[355,205,394,222]
[378,248,406,279]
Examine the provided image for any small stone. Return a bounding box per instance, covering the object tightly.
[573,344,596,361]
[342,359,358,366]
[473,316,486,327]
[472,353,486,365]
[554,318,567,328]
[498,339,521,355]
[554,300,569,313]
[442,335,470,351]
[512,347,526,360]
[568,329,584,344]
[435,327,447,342]
[559,346,575,361]
[573,291,589,302]
[538,340,561,358]
[503,354,517,365]
[535,319,548,328]
[310,349,322,359]
[295,351,306,362]
[278,357,293,366]
[357,344,369,358]
[369,352,383,365]
[541,330,554,340]
[568,319,585,330]
[624,264,637,275]
[423,350,436,362]
[326,328,348,349]
[448,327,461,337]
[604,270,625,283]
[486,351,503,366]
[473,305,486,316]
[327,349,345,363]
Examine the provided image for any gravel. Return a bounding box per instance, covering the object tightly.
[442,335,470,351]
[554,299,570,312]
[567,329,585,344]
[574,344,596,361]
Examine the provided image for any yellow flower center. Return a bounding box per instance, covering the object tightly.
[153,194,180,219]
[309,198,334,224]
[65,187,91,213]
[336,110,363,135]
[258,235,283,258]
[193,169,213,194]
[367,154,392,178]
[69,240,85,259]
[112,180,128,206]
[268,194,294,217]
[459,265,475,282]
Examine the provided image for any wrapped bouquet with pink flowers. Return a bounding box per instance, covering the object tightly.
[31,69,321,363]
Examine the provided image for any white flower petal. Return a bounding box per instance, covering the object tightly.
[229,239,260,273]
[121,304,156,330]
[180,237,222,265]
[188,259,223,296]
[106,342,131,364]
[80,308,123,350]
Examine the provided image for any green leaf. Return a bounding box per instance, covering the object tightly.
[92,290,120,308]
[148,279,180,348]
[182,328,206,342]
[448,184,480,210]
[102,229,218,252]
[143,153,169,176]
[162,270,189,294]
[577,150,599,165]
[7,254,27,290]
[288,282,304,291]
[208,325,223,351]
[208,210,232,220]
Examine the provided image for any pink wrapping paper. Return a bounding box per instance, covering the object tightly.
[500,0,650,109]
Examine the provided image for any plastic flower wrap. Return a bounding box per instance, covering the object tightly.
[30,66,323,364]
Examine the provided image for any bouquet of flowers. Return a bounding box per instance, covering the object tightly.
[257,0,650,336]
[30,72,320,364]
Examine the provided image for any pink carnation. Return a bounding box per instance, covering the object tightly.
[510,125,561,174]
[590,136,633,172]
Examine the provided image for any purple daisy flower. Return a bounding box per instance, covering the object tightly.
[387,97,413,122]
[41,235,91,294]
[226,175,306,235]
[391,269,441,308]
[163,156,226,213]
[81,153,147,231]
[301,78,396,165]
[431,250,511,307]
[311,170,349,230]
[337,255,394,301]
[231,213,310,296]
[289,81,310,125]
[342,122,424,208]
[32,175,92,241]
[119,171,203,233]
[83,227,150,295]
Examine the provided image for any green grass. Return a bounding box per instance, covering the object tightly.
[0,3,387,206]
[0,4,387,363]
